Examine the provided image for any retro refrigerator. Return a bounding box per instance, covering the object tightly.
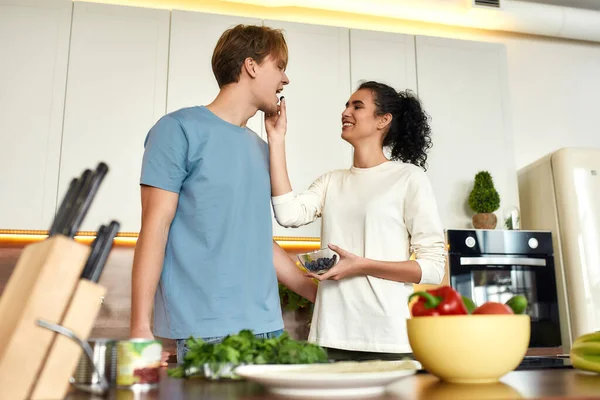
[518,147,600,352]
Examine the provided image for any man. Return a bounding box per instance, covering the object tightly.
[130,24,317,363]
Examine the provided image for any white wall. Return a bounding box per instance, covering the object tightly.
[503,37,600,169]
[5,0,600,232]
[0,0,72,229]
[388,26,600,170]
[90,1,600,172]
[343,22,600,222]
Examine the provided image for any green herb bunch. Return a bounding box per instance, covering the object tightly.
[168,329,328,378]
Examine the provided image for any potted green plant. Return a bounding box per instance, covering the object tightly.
[468,171,501,229]
[279,283,312,313]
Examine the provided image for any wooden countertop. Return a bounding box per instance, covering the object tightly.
[63,367,600,400]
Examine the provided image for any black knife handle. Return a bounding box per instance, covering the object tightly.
[81,225,107,280]
[49,178,79,236]
[65,162,109,238]
[54,174,88,236]
[60,169,93,237]
[89,220,120,283]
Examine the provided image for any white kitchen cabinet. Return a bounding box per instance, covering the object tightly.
[0,0,71,229]
[168,11,263,134]
[415,36,518,229]
[263,20,352,238]
[59,2,170,232]
[349,29,417,93]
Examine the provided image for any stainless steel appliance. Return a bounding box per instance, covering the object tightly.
[447,229,563,350]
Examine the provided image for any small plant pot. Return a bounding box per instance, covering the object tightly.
[472,213,497,229]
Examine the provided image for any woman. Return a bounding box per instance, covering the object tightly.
[265,81,446,360]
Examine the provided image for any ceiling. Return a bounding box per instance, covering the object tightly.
[520,0,600,11]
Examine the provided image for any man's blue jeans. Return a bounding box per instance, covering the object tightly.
[176,329,285,364]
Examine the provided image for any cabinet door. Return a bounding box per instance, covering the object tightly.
[264,20,352,238]
[168,11,263,134]
[59,2,169,232]
[0,0,71,229]
[350,29,417,92]
[415,36,517,229]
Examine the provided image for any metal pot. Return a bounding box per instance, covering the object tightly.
[71,338,117,388]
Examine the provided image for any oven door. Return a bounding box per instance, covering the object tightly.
[449,254,561,348]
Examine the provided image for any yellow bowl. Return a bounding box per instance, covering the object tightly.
[407,315,530,384]
[419,381,523,400]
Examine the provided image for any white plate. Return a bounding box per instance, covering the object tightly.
[234,360,420,398]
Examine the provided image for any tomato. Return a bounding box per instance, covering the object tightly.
[472,302,514,315]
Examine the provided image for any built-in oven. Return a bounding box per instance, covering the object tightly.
[447,229,562,350]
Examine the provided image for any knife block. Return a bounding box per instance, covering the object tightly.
[30,279,107,399]
[0,235,91,400]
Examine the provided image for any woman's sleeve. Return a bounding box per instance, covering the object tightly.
[271,172,332,228]
[404,169,447,285]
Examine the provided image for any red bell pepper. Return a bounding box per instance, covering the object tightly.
[409,286,469,316]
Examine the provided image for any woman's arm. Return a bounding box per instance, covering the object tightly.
[306,244,424,283]
[307,169,446,284]
[271,175,330,228]
[402,169,446,284]
[265,97,293,197]
[265,98,330,228]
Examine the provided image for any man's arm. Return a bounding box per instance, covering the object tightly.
[130,185,178,339]
[272,241,317,303]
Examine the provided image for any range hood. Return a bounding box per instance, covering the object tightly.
[221,0,600,42]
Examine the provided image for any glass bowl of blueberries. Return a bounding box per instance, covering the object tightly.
[297,247,339,275]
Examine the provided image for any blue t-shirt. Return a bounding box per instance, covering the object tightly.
[140,106,283,339]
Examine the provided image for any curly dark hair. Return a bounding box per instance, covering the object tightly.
[358,81,433,170]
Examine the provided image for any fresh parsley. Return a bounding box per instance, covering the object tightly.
[168,329,328,379]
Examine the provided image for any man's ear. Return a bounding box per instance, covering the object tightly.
[243,57,258,78]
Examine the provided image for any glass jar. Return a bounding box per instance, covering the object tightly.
[503,205,520,230]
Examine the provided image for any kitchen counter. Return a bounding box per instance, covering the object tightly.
[63,367,600,400]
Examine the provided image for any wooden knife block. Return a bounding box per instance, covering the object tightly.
[0,235,106,400]
[31,279,107,399]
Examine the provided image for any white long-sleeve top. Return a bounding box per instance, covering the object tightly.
[272,161,446,353]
